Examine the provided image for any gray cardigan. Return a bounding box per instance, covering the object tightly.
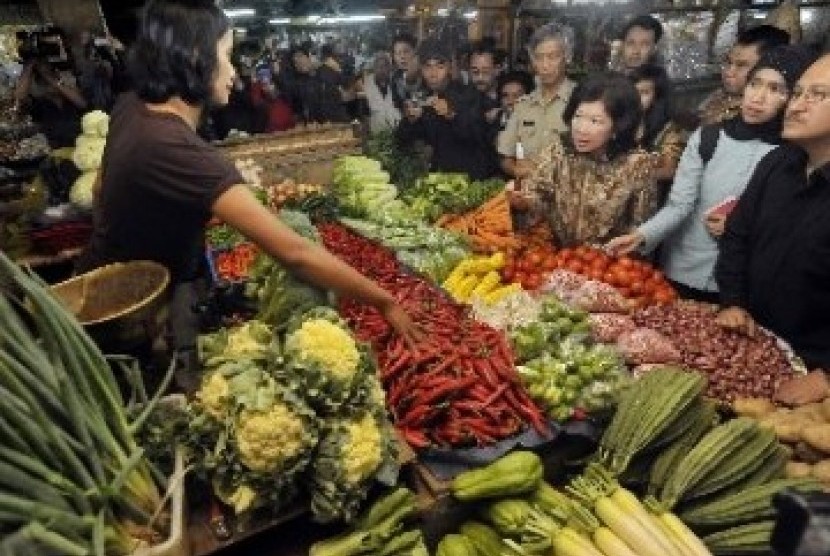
[638,127,778,292]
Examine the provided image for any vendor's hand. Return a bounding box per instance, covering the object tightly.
[507,188,534,210]
[704,213,727,238]
[716,306,757,337]
[381,302,425,348]
[429,96,454,119]
[485,107,501,123]
[403,100,423,121]
[606,231,645,256]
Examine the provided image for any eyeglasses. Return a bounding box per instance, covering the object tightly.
[791,87,830,104]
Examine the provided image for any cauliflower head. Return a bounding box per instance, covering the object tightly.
[285,319,360,380]
[309,410,399,522]
[195,371,230,420]
[72,136,106,171]
[341,413,383,486]
[235,403,310,473]
[81,110,110,137]
[70,171,97,209]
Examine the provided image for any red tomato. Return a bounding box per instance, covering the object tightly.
[566,261,584,274]
[502,267,515,281]
[654,289,675,304]
[618,256,635,269]
[591,258,609,272]
[588,269,604,281]
[527,252,543,267]
[629,281,644,295]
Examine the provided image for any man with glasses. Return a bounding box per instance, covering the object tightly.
[715,51,830,370]
[699,25,790,126]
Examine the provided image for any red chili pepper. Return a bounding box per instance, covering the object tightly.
[399,427,430,449]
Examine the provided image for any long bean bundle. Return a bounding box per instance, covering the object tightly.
[0,253,173,555]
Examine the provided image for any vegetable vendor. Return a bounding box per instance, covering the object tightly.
[507,73,668,247]
[76,0,422,382]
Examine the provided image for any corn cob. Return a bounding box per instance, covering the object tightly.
[679,477,819,528]
[658,417,758,510]
[684,427,779,500]
[648,400,719,496]
[701,520,775,556]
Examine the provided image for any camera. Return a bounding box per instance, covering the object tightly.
[17,30,69,71]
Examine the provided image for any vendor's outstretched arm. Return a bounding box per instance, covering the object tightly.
[213,185,423,345]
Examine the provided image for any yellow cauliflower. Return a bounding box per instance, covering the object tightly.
[341,413,383,486]
[286,319,360,380]
[196,372,230,419]
[236,404,308,473]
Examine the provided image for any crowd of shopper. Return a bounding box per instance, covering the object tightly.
[12,9,830,369]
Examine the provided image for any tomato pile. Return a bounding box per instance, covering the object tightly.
[503,245,677,308]
[317,222,549,449]
[501,244,559,291]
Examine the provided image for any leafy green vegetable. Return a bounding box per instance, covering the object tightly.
[403,173,505,222]
[364,127,429,190]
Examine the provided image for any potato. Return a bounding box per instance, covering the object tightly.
[733,397,776,419]
[793,403,828,423]
[813,460,830,483]
[785,461,813,479]
[801,424,830,454]
[759,411,804,443]
[794,442,827,464]
[822,398,830,422]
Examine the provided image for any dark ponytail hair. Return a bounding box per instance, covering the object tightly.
[563,72,642,159]
[128,0,230,105]
[629,64,673,150]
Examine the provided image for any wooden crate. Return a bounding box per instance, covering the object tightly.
[217,124,361,185]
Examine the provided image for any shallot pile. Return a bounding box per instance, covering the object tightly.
[632,301,796,402]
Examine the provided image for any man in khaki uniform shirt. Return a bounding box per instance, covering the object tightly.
[498,23,576,179]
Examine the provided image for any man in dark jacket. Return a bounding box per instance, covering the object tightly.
[284,45,349,124]
[396,40,497,180]
[715,53,830,369]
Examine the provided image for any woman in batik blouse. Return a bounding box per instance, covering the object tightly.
[509,72,665,246]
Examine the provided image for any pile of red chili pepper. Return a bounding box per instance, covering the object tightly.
[318,222,549,450]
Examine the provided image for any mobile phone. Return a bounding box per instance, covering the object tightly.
[707,196,739,218]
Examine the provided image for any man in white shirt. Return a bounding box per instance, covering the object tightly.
[363,51,401,132]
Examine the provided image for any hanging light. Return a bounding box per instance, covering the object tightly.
[223,8,255,18]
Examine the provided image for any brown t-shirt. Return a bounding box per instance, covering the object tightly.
[78,94,243,282]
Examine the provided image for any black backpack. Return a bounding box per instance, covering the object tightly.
[698,124,721,165]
